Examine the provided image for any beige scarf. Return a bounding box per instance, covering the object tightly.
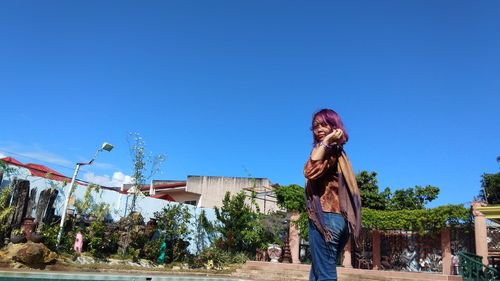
[337,150,362,246]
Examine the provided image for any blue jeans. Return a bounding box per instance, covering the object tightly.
[309,213,349,281]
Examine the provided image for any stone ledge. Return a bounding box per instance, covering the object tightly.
[241,261,463,281]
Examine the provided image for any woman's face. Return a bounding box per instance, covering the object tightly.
[312,116,333,142]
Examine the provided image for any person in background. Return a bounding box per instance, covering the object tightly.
[74,231,83,254]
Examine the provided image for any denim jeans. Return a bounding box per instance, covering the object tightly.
[309,212,349,281]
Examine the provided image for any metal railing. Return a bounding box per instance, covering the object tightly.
[459,252,500,281]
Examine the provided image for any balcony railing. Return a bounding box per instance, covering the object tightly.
[459,251,499,281]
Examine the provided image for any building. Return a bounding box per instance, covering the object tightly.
[123,175,280,214]
[0,156,281,217]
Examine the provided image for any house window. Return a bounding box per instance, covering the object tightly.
[184,200,197,206]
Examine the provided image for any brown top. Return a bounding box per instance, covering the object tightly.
[304,146,362,245]
[304,153,340,213]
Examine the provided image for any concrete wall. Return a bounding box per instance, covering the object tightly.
[186,175,281,213]
[166,192,201,206]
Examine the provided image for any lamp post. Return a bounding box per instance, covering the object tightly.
[56,142,113,249]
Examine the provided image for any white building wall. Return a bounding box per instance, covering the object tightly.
[186,175,281,213]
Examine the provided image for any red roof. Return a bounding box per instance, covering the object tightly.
[1,157,22,165]
[1,157,73,183]
[139,181,186,192]
[1,156,175,200]
[151,193,176,201]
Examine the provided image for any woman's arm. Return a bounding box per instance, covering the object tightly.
[304,158,329,180]
[304,129,343,180]
[310,129,343,160]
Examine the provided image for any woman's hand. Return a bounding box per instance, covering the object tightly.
[310,128,343,161]
[323,129,343,145]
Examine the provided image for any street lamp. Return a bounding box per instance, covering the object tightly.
[56,142,114,249]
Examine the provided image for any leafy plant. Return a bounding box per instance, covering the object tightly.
[259,211,287,247]
[274,184,305,212]
[127,132,165,213]
[87,203,117,259]
[154,203,192,263]
[356,171,391,210]
[390,185,439,210]
[41,222,73,253]
[143,237,164,262]
[194,209,217,254]
[357,170,439,211]
[214,191,264,255]
[121,133,165,257]
[362,204,470,233]
[0,159,16,178]
[479,172,500,204]
[11,228,23,236]
[230,251,249,264]
[74,184,101,224]
[0,186,14,245]
[197,246,232,269]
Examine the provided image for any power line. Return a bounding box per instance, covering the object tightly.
[0,149,76,173]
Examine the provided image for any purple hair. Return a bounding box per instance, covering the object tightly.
[311,108,349,145]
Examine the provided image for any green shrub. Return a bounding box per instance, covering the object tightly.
[88,221,118,259]
[214,191,264,256]
[40,223,73,253]
[197,246,232,269]
[143,238,164,262]
[230,252,248,264]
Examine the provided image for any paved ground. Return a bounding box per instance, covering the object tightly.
[233,261,464,281]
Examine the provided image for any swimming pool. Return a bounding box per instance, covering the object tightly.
[0,271,246,281]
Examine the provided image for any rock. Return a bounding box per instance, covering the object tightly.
[138,259,154,268]
[75,256,95,265]
[12,262,25,269]
[181,263,189,269]
[11,242,57,267]
[108,259,123,266]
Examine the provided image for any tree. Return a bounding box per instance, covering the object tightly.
[476,157,500,204]
[154,203,192,263]
[274,184,309,239]
[274,184,305,212]
[356,171,391,210]
[127,132,165,213]
[390,185,439,210]
[480,172,500,204]
[73,184,102,225]
[356,170,439,211]
[214,191,264,255]
[194,209,216,255]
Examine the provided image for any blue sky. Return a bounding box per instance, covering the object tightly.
[0,1,498,208]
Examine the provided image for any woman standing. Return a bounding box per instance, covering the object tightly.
[304,108,362,281]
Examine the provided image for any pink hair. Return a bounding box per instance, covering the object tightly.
[311,109,349,145]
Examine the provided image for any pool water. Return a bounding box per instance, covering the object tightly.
[0,271,244,281]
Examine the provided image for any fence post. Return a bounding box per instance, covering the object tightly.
[472,201,489,266]
[372,230,381,270]
[289,211,300,264]
[343,237,353,268]
[441,228,451,275]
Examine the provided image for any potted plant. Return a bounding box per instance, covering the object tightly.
[10,228,26,244]
[267,243,282,263]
